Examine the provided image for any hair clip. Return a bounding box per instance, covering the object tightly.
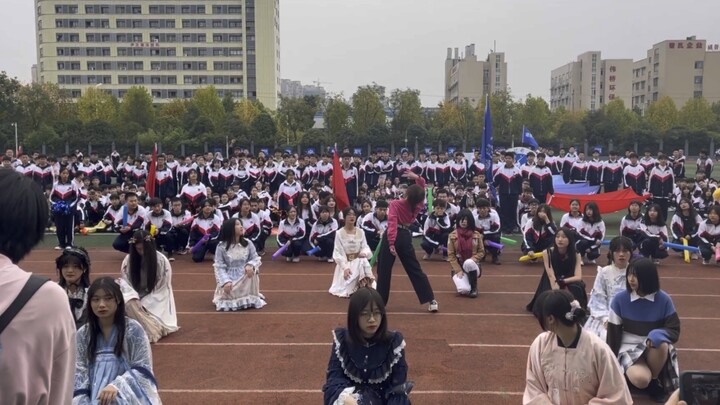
[144,234,152,242]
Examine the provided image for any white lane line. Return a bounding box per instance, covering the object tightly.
[158,389,523,395]
[449,343,720,353]
[176,311,534,317]
[156,342,329,347]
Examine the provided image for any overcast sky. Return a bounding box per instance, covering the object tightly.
[1,0,719,106]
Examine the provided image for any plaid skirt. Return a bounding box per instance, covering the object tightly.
[618,340,680,392]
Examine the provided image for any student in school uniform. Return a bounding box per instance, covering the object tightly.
[522,204,557,257]
[638,204,669,264]
[620,200,645,251]
[601,151,624,193]
[493,151,523,234]
[144,197,174,260]
[277,205,307,263]
[187,199,223,263]
[697,204,720,265]
[277,169,303,216]
[576,202,606,265]
[168,197,192,255]
[179,168,208,215]
[647,154,675,222]
[474,198,502,265]
[360,199,389,251]
[420,199,452,261]
[528,153,554,204]
[559,199,584,238]
[309,206,339,262]
[623,153,647,196]
[670,197,702,260]
[111,192,147,254]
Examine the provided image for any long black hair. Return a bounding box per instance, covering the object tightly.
[455,209,476,229]
[643,203,665,225]
[550,227,578,271]
[56,246,91,289]
[582,201,602,224]
[532,204,554,229]
[346,287,391,346]
[86,277,126,364]
[219,218,249,250]
[128,230,158,295]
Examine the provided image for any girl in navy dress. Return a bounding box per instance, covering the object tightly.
[323,287,413,405]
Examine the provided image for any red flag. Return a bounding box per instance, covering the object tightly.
[146,144,158,198]
[332,147,350,210]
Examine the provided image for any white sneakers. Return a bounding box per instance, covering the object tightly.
[428,300,439,313]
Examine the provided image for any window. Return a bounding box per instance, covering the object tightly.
[184,76,192,84]
[198,34,206,42]
[71,90,81,97]
[100,6,109,14]
[181,6,190,13]
[199,77,207,84]
[213,6,222,13]
[134,77,144,84]
[213,20,222,27]
[134,62,143,70]
[118,49,128,56]
[151,62,161,70]
[87,62,95,70]
[167,20,175,28]
[213,34,222,42]
[132,20,142,28]
[133,48,143,56]
[88,76,97,84]
[118,62,128,70]
[149,20,159,28]
[101,34,110,42]
[149,6,159,14]
[102,62,111,70]
[214,62,223,70]
[117,20,126,28]
[182,20,191,28]
[131,6,141,14]
[152,91,162,98]
[150,49,159,56]
[229,35,241,42]
[229,48,241,56]
[197,20,206,27]
[694,76,703,84]
[183,63,192,70]
[184,90,193,98]
[166,6,174,13]
[117,34,127,42]
[229,20,241,28]
[214,76,224,84]
[228,6,241,13]
[56,20,63,27]
[151,76,161,84]
[182,34,191,42]
[101,20,109,28]
[694,91,703,98]
[57,48,65,55]
[168,76,177,84]
[695,61,704,69]
[167,62,177,70]
[167,34,176,42]
[58,62,65,70]
[199,62,207,70]
[230,76,242,84]
[213,48,223,56]
[69,6,77,13]
[167,49,176,56]
[197,6,205,13]
[169,90,177,98]
[119,76,129,84]
[229,63,242,70]
[102,48,110,56]
[198,48,207,56]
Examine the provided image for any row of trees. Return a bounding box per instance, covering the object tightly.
[1,70,720,157]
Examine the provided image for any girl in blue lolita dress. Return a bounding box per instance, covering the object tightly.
[323,287,413,405]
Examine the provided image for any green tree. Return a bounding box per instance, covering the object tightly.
[190,86,225,129]
[679,97,716,130]
[82,119,118,147]
[221,92,236,114]
[324,95,352,145]
[556,113,587,147]
[119,86,155,135]
[76,87,119,123]
[251,112,277,146]
[18,82,72,132]
[518,95,551,145]
[0,72,22,147]
[234,98,263,129]
[351,84,386,138]
[25,124,61,151]
[389,88,424,146]
[276,96,316,145]
[646,96,678,132]
[482,91,519,146]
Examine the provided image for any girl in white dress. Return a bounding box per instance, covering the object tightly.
[213,218,266,311]
[118,230,179,343]
[329,207,375,298]
[584,236,632,340]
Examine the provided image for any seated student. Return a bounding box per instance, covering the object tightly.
[576,201,606,264]
[584,236,632,341]
[74,277,161,404]
[56,247,92,329]
[277,205,307,263]
[526,227,587,312]
[144,197,174,260]
[620,200,644,251]
[524,289,632,404]
[168,197,193,255]
[250,197,272,256]
[516,187,536,230]
[522,204,557,256]
[82,186,106,228]
[559,199,583,237]
[519,198,539,231]
[447,209,484,298]
[188,199,223,263]
[474,198,502,264]
[670,197,702,260]
[360,199,389,251]
[212,218,266,311]
[607,258,681,403]
[111,192,148,254]
[421,199,452,260]
[697,204,720,265]
[309,205,339,262]
[322,287,412,405]
[639,203,670,264]
[328,207,375,298]
[118,230,179,343]
[297,191,317,235]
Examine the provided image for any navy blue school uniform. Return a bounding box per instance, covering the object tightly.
[493,165,523,233]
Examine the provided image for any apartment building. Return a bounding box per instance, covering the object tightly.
[550,51,633,112]
[444,44,507,107]
[632,36,720,112]
[34,0,280,107]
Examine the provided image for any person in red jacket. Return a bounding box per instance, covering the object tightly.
[375,170,438,312]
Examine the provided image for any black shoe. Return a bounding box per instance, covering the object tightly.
[647,379,668,403]
[468,289,478,298]
[492,256,501,265]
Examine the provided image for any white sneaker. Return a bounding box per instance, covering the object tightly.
[327,258,334,263]
[286,257,291,262]
[428,300,439,313]
[589,259,596,264]
[703,259,710,265]
[423,253,430,260]
[691,253,699,260]
[292,257,300,263]
[54,246,62,250]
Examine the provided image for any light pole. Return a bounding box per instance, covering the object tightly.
[11,122,18,156]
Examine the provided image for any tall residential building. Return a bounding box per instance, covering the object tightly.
[34,0,280,108]
[632,36,720,112]
[550,51,633,112]
[280,78,326,99]
[444,44,507,107]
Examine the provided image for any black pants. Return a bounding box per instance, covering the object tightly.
[376,229,435,305]
[420,232,449,255]
[55,213,75,248]
[639,238,669,260]
[255,229,270,252]
[498,194,519,233]
[576,239,601,261]
[280,238,305,258]
[313,236,335,258]
[192,238,219,263]
[166,227,190,252]
[604,183,619,193]
[699,242,717,261]
[484,233,502,258]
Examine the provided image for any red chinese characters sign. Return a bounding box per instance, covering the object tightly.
[668,41,712,50]
[130,42,160,48]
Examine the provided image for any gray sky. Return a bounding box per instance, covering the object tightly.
[2,0,719,106]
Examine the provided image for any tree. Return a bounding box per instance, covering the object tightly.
[518,95,551,144]
[190,86,225,129]
[645,96,678,133]
[251,112,277,146]
[119,86,155,135]
[324,95,352,145]
[18,82,72,132]
[221,92,236,114]
[276,96,316,145]
[389,89,424,146]
[82,119,118,147]
[556,113,586,147]
[679,97,716,130]
[234,98,262,129]
[76,87,119,123]
[483,91,519,146]
[25,124,60,151]
[0,72,22,147]
[351,84,386,138]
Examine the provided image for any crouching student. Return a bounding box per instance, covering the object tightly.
[421,199,452,260]
[639,204,670,264]
[620,200,644,251]
[670,198,702,260]
[576,202,605,264]
[74,277,161,404]
[277,205,307,263]
[232,198,263,253]
[524,289,632,404]
[522,204,557,257]
[309,205,339,262]
[697,204,720,265]
[168,197,192,255]
[251,197,272,256]
[188,199,223,263]
[447,209,484,298]
[144,197,174,260]
[475,198,502,264]
[56,247,92,329]
[111,192,147,254]
[360,199,389,251]
[322,287,412,405]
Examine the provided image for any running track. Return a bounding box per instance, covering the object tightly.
[24,245,720,405]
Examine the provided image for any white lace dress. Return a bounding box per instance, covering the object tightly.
[328,228,374,298]
[584,264,627,340]
[213,242,266,311]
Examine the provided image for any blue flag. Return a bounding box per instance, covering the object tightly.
[522,126,539,149]
[481,95,493,179]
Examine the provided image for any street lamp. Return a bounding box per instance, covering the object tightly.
[10,122,18,156]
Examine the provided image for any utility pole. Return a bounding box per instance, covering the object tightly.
[11,122,18,156]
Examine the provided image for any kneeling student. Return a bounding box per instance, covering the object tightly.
[421,199,452,260]
[448,209,484,298]
[309,205,339,262]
